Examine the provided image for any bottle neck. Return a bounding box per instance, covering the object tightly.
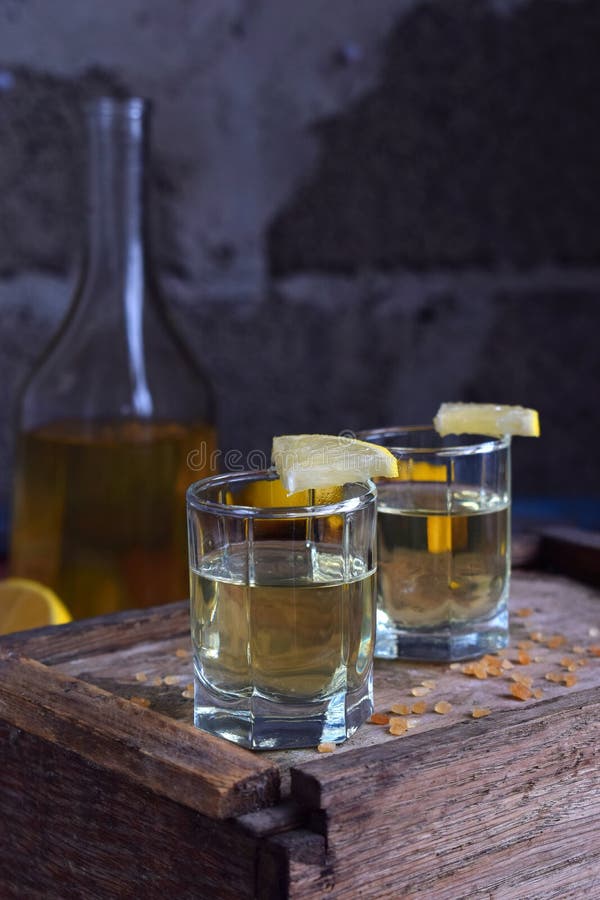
[83,98,153,417]
[85,98,147,293]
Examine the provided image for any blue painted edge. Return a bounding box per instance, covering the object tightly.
[513,497,600,531]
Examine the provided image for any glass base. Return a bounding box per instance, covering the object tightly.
[375,604,509,662]
[193,668,373,750]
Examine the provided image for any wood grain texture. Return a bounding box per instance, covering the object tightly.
[290,689,600,897]
[0,722,261,900]
[0,600,189,664]
[257,830,332,900]
[0,653,279,819]
[0,569,599,898]
[34,573,600,781]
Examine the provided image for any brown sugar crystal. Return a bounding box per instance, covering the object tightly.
[130,696,151,708]
[471,708,491,718]
[410,686,430,697]
[462,661,487,679]
[411,701,427,715]
[390,703,411,715]
[389,718,409,736]
[434,701,452,715]
[515,607,534,618]
[511,672,533,687]
[368,713,390,725]
[317,742,336,753]
[509,683,532,701]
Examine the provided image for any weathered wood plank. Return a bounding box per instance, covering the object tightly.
[0,568,599,897]
[0,600,189,665]
[257,830,332,900]
[0,653,279,820]
[0,722,261,900]
[289,689,600,897]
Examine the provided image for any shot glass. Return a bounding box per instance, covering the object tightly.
[186,470,377,749]
[358,427,511,661]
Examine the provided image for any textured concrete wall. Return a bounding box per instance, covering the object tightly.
[1,0,599,525]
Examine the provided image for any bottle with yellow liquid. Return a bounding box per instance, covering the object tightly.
[10,97,217,619]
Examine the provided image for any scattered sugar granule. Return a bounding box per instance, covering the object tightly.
[421,679,437,689]
[562,674,578,687]
[134,672,148,682]
[389,719,409,736]
[515,607,533,618]
[546,634,567,649]
[130,696,151,708]
[462,661,487,679]
[559,657,577,671]
[163,675,181,686]
[471,708,491,719]
[152,676,163,686]
[533,688,544,699]
[411,701,427,715]
[181,689,194,699]
[368,713,390,725]
[511,672,533,687]
[434,701,452,715]
[517,650,531,665]
[509,683,532,701]
[175,648,190,658]
[410,686,430,697]
[544,672,563,683]
[317,742,336,753]
[390,703,411,716]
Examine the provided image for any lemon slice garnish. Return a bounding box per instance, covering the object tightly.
[433,403,540,438]
[272,434,399,494]
[0,577,72,635]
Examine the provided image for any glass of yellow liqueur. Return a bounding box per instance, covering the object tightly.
[186,461,379,749]
[360,404,540,662]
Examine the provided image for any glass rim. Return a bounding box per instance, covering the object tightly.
[357,425,510,457]
[186,468,377,519]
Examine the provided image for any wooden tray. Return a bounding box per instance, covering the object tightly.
[1,548,599,897]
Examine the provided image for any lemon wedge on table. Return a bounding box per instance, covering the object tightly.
[0,578,72,636]
[272,434,399,494]
[433,403,540,438]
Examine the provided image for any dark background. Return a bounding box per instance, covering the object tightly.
[1,0,599,552]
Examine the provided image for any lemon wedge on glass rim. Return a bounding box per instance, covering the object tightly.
[0,577,72,636]
[272,434,399,494]
[433,403,540,438]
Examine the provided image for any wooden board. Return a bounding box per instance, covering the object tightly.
[1,563,599,897]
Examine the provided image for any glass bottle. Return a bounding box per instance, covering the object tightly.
[10,97,217,619]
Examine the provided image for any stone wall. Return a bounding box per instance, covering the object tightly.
[1,0,599,530]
